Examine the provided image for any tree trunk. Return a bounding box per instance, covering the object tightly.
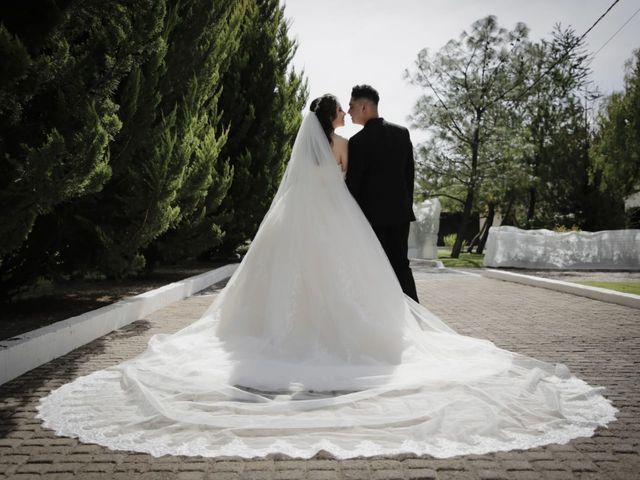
[452,123,480,258]
[526,187,536,228]
[451,186,475,258]
[501,195,515,226]
[467,208,491,254]
[477,202,495,254]
[466,226,482,253]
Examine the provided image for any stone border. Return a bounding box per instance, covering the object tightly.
[0,264,238,386]
[482,268,640,309]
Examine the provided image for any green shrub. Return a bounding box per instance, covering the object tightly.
[443,234,457,247]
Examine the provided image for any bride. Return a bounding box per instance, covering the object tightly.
[37,94,616,459]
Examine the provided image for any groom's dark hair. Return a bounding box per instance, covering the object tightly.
[351,84,379,106]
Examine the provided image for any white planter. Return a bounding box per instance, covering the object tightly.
[484,226,640,270]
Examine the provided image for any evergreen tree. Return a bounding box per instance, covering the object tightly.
[148,0,249,263]
[207,0,307,256]
[516,27,594,229]
[56,0,250,277]
[590,48,640,228]
[0,0,164,298]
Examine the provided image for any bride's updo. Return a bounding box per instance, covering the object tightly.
[310,94,338,145]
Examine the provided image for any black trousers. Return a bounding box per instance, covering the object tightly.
[372,223,419,303]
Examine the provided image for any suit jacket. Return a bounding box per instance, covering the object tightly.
[346,118,416,226]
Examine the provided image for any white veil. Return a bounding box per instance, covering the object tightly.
[37,113,616,459]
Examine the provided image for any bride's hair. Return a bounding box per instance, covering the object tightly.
[310,94,338,145]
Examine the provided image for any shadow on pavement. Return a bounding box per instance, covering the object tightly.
[0,319,153,438]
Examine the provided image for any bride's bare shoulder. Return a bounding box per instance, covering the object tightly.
[333,133,348,144]
[331,133,348,172]
[332,133,348,150]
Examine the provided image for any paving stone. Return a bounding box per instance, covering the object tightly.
[603,472,640,480]
[0,455,28,465]
[179,461,209,471]
[0,465,16,477]
[114,462,149,473]
[500,460,534,471]
[613,444,638,453]
[73,474,120,480]
[477,469,510,480]
[243,459,275,471]
[434,458,473,470]
[435,471,477,480]
[177,472,208,480]
[213,461,245,472]
[401,459,436,469]
[306,460,339,470]
[548,451,589,462]
[0,439,22,448]
[567,461,599,472]
[15,463,50,474]
[243,471,282,480]
[273,470,307,480]
[585,452,618,462]
[504,472,546,480]
[139,472,180,480]
[147,462,178,472]
[372,469,404,479]
[205,473,240,480]
[341,460,371,470]
[43,462,81,473]
[308,470,341,480]
[541,472,576,480]
[275,460,308,470]
[405,468,436,479]
[342,469,372,480]
[81,462,116,473]
[466,460,498,470]
[522,451,556,462]
[529,460,567,471]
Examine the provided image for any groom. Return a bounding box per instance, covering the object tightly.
[346,85,419,303]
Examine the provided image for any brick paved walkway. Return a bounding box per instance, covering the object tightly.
[1,266,639,479]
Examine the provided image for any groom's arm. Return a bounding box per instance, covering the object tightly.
[346,138,364,197]
[405,130,415,202]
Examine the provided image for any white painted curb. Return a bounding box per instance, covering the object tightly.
[482,269,640,309]
[0,263,239,386]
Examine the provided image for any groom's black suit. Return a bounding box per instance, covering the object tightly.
[347,117,419,302]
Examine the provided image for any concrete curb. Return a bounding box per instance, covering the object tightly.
[0,264,238,386]
[481,268,640,309]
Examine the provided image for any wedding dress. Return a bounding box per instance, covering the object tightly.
[37,114,616,459]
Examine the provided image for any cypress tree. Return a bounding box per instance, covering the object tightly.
[50,0,249,278]
[149,0,249,263]
[0,0,305,299]
[210,0,307,255]
[0,0,164,298]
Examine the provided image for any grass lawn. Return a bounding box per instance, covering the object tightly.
[437,249,485,268]
[574,281,640,295]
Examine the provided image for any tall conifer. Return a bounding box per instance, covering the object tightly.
[54,0,250,277]
[211,0,307,255]
[0,0,164,297]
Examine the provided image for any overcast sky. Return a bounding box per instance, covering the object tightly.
[281,0,640,141]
